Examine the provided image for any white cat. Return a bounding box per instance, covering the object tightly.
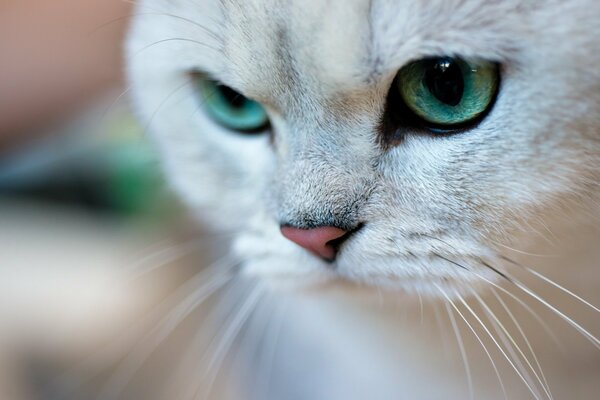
[126,0,600,399]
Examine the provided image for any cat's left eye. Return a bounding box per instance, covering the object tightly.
[393,57,499,131]
[193,75,270,134]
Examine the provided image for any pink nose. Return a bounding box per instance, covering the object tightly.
[280,226,348,261]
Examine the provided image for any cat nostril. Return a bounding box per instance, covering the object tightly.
[280,225,350,262]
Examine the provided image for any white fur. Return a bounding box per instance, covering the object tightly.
[128,0,600,292]
[127,1,600,398]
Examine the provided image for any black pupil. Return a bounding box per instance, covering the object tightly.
[218,84,246,108]
[425,58,464,106]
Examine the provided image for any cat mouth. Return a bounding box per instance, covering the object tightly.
[324,223,365,263]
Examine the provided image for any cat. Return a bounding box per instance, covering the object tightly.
[126,0,600,399]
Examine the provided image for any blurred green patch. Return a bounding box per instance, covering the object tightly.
[104,113,166,215]
[0,106,179,219]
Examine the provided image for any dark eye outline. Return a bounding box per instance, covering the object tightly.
[381,57,501,140]
[190,72,271,135]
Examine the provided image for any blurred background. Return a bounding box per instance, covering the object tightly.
[0,2,213,399]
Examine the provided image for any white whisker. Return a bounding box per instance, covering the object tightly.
[443,298,475,400]
[96,259,237,400]
[435,255,563,348]
[503,273,600,349]
[491,288,553,400]
[122,0,222,30]
[433,301,452,358]
[455,291,542,400]
[197,283,265,400]
[505,258,599,313]
[418,292,424,326]
[124,241,196,280]
[91,11,222,42]
[472,289,552,400]
[171,279,250,400]
[133,37,221,57]
[474,272,565,350]
[437,285,506,400]
[141,79,192,139]
[254,297,288,400]
[489,240,557,258]
[57,255,237,398]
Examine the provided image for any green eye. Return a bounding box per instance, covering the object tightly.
[396,57,499,129]
[195,76,269,133]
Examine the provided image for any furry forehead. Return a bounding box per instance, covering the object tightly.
[152,0,527,87]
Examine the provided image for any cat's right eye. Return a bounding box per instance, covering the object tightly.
[193,74,270,134]
[391,57,499,132]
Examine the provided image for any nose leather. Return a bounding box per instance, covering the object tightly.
[280,226,348,261]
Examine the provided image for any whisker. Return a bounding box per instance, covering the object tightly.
[54,254,232,397]
[418,292,424,326]
[433,301,452,358]
[122,0,223,33]
[90,12,222,42]
[443,297,475,400]
[197,283,265,400]
[95,260,238,400]
[256,300,287,400]
[165,278,250,400]
[133,37,221,57]
[471,288,552,400]
[504,273,600,349]
[488,239,556,258]
[230,293,278,400]
[532,218,559,246]
[88,14,142,36]
[96,84,133,130]
[435,247,552,398]
[433,252,469,271]
[501,256,599,313]
[437,285,505,400]
[124,232,238,281]
[478,259,511,282]
[455,291,544,400]
[480,274,565,350]
[377,287,385,308]
[475,256,600,350]
[432,254,563,348]
[490,288,554,400]
[141,79,192,139]
[124,241,196,281]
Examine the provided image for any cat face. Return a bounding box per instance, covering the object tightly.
[127,0,600,294]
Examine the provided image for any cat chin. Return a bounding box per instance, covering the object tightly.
[239,249,499,298]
